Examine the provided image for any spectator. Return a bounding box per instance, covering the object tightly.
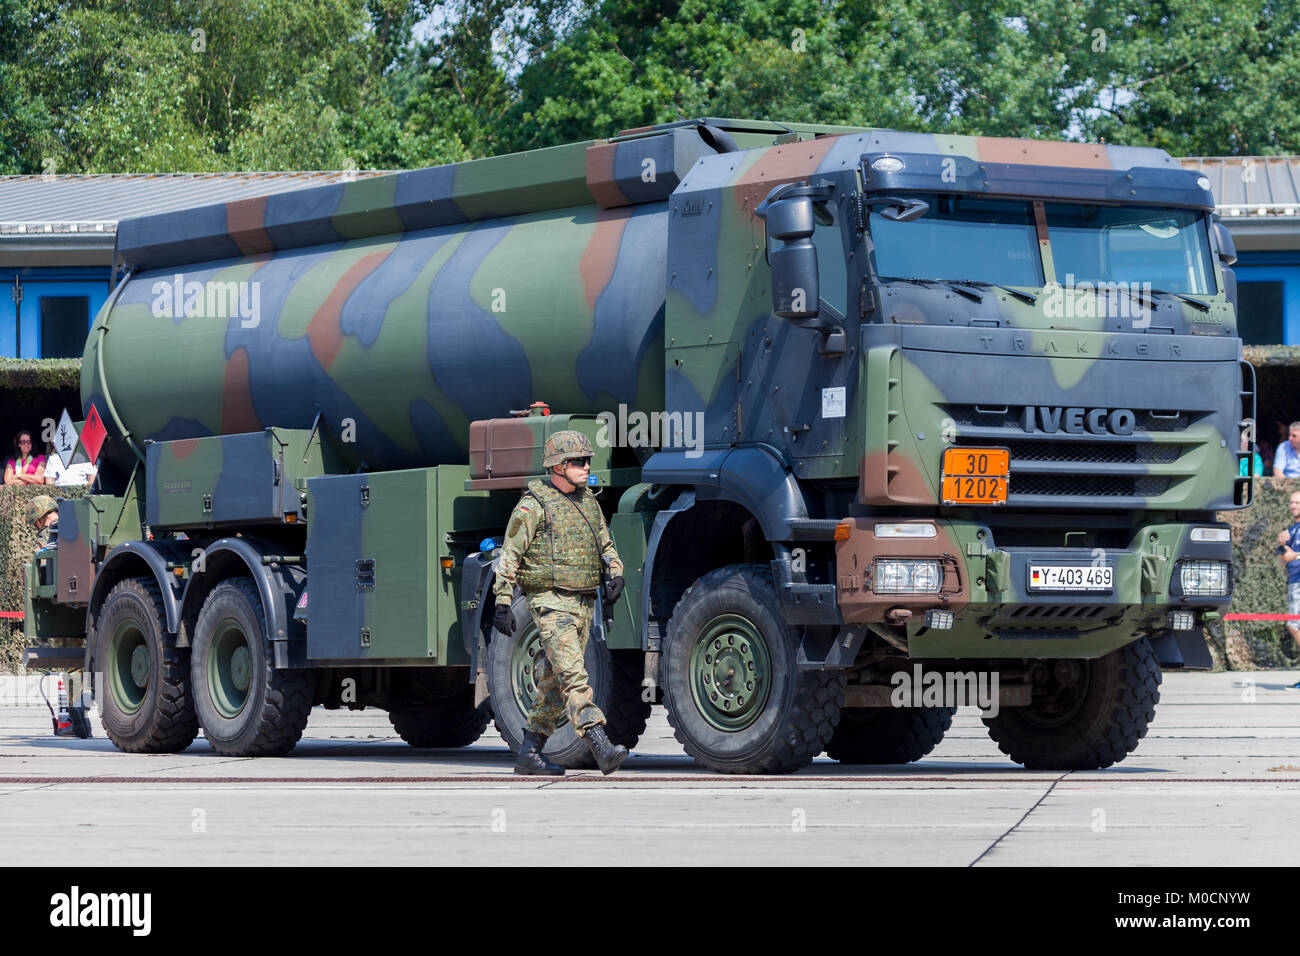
[1277,490,1300,689]
[42,439,96,488]
[1274,421,1300,478]
[3,430,45,485]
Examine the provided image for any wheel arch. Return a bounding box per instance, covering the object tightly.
[178,538,296,666]
[641,491,773,651]
[86,542,183,669]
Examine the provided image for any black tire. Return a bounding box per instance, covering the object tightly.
[982,638,1162,770]
[662,564,845,774]
[826,706,955,764]
[92,577,198,753]
[191,577,313,757]
[389,686,491,748]
[487,593,650,769]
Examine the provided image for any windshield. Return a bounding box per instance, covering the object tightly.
[870,194,1042,287]
[1044,204,1216,295]
[868,195,1218,297]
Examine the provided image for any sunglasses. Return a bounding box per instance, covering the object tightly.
[566,457,591,468]
[17,439,31,445]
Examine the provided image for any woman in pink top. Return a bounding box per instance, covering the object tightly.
[4,430,46,485]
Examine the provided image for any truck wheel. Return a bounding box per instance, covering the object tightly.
[661,564,845,774]
[93,577,198,753]
[191,577,313,757]
[826,706,955,764]
[982,638,1161,770]
[389,687,491,748]
[487,594,649,769]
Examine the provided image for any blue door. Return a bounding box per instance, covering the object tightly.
[17,279,107,358]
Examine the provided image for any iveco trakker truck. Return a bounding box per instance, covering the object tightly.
[23,118,1250,772]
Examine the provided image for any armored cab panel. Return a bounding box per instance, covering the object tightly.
[145,428,322,529]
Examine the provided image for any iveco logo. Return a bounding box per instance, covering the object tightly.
[680,197,704,217]
[1021,406,1136,435]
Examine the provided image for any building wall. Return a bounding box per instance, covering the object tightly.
[1235,250,1300,346]
[0,269,108,359]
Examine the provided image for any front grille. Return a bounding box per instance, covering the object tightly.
[990,439,1179,465]
[1009,475,1170,497]
[942,403,1200,505]
[945,406,1197,433]
[998,604,1113,623]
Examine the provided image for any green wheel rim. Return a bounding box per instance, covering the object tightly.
[109,622,149,715]
[688,613,772,732]
[208,619,253,720]
[510,624,568,728]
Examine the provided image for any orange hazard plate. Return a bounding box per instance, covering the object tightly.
[941,448,1010,505]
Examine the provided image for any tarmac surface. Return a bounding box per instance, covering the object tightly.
[0,670,1296,866]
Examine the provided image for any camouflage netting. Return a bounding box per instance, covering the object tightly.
[0,359,83,468]
[0,484,92,673]
[1209,477,1300,671]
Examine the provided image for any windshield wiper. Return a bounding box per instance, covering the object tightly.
[1148,289,1211,312]
[948,279,1038,305]
[889,277,983,303]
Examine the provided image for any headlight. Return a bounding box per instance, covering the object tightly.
[1179,560,1229,597]
[1189,527,1231,544]
[874,559,943,594]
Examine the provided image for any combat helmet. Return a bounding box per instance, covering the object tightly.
[543,430,594,468]
[27,494,57,525]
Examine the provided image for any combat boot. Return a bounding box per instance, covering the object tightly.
[514,730,565,776]
[583,724,628,775]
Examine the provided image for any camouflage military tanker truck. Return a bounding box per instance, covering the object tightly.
[23,117,1251,772]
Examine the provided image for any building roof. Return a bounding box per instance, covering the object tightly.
[1178,156,1300,251]
[1178,156,1300,218]
[0,171,388,267]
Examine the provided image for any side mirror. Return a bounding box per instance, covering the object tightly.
[1211,215,1238,314]
[1212,217,1237,266]
[755,182,832,320]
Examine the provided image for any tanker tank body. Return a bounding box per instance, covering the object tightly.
[83,129,722,492]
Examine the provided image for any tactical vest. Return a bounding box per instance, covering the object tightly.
[518,479,604,592]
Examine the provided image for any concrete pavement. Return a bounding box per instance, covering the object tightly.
[0,670,1296,865]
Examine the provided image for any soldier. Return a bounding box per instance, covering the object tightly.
[28,495,59,551]
[492,430,629,775]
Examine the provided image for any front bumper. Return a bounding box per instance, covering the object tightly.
[831,517,1230,659]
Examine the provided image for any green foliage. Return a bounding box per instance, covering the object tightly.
[2,0,1297,172]
[0,359,80,392]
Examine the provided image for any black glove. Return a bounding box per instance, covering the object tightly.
[493,604,514,636]
[605,575,624,605]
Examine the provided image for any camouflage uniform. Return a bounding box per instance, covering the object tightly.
[28,495,58,551]
[493,442,623,738]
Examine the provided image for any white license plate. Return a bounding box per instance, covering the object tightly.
[1028,564,1113,591]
